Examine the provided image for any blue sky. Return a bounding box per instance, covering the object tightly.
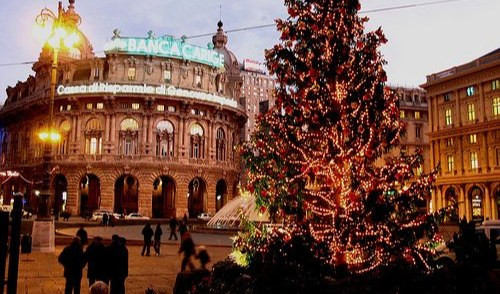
[0,0,499,102]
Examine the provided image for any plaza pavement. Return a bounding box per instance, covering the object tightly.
[15,244,232,294]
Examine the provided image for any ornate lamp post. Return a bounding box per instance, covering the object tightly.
[34,1,80,220]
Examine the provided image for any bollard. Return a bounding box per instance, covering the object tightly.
[7,193,23,294]
[0,211,9,293]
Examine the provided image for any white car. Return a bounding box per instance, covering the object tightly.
[92,210,120,221]
[197,212,212,221]
[125,213,150,220]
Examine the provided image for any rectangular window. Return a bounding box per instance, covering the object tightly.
[400,110,405,118]
[90,138,98,155]
[128,67,136,81]
[195,75,201,87]
[163,70,171,82]
[470,151,479,170]
[167,106,176,112]
[467,103,476,121]
[67,105,71,111]
[96,103,104,109]
[94,68,100,79]
[466,86,475,96]
[157,105,165,112]
[59,105,64,112]
[414,111,420,120]
[86,103,93,110]
[132,103,140,110]
[447,155,454,171]
[444,93,452,102]
[446,138,454,147]
[492,80,500,90]
[470,134,477,144]
[445,109,453,126]
[493,97,500,116]
[416,125,422,138]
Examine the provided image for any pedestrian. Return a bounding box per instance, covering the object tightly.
[183,213,188,224]
[196,246,211,270]
[108,214,114,227]
[84,236,107,286]
[178,232,196,271]
[89,281,109,294]
[141,222,154,256]
[169,218,178,241]
[178,221,188,238]
[109,235,128,294]
[58,237,84,294]
[76,225,88,246]
[102,213,108,227]
[154,223,163,256]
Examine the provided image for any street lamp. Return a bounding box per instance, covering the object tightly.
[34,0,80,219]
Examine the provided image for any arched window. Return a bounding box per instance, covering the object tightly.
[58,120,71,155]
[190,123,204,159]
[120,118,139,155]
[216,127,226,161]
[156,120,174,157]
[85,118,102,155]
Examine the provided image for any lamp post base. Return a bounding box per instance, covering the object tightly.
[31,219,55,253]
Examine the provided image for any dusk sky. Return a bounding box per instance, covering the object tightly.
[0,0,498,102]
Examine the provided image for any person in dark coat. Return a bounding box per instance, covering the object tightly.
[178,221,188,238]
[84,236,107,286]
[154,223,163,256]
[76,225,88,246]
[58,237,85,294]
[169,218,178,240]
[102,213,108,227]
[178,232,196,271]
[183,213,188,224]
[195,246,211,270]
[141,223,154,256]
[109,236,128,294]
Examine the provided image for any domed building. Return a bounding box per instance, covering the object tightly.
[0,1,246,218]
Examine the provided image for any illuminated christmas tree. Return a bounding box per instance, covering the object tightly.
[238,0,442,273]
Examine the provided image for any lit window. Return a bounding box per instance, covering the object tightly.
[164,70,171,82]
[128,67,136,81]
[416,166,423,176]
[86,103,93,110]
[89,137,98,155]
[444,93,451,102]
[445,109,452,126]
[493,97,500,116]
[94,68,100,79]
[157,105,165,112]
[470,151,479,169]
[96,103,104,110]
[167,106,176,112]
[469,134,477,144]
[132,103,140,110]
[446,138,454,147]
[195,75,201,87]
[59,105,64,112]
[447,155,454,171]
[467,103,476,121]
[414,111,420,120]
[66,105,71,111]
[492,80,499,90]
[466,86,475,96]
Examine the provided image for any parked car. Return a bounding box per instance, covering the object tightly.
[197,212,212,221]
[92,210,120,221]
[125,213,150,220]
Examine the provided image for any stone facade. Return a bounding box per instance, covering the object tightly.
[0,9,246,218]
[421,48,500,221]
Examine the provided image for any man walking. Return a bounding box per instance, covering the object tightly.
[84,236,107,286]
[178,232,196,271]
[58,237,85,294]
[76,225,88,246]
[169,217,178,241]
[141,222,154,256]
[154,223,163,256]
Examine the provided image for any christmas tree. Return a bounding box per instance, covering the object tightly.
[238,0,442,274]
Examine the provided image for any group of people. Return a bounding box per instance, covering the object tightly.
[58,232,128,294]
[140,217,210,272]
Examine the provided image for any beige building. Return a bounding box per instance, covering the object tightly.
[239,60,276,141]
[0,2,246,218]
[422,48,500,221]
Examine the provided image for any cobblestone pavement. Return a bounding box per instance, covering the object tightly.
[15,244,231,294]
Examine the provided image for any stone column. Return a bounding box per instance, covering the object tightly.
[176,179,189,218]
[459,185,466,219]
[66,178,79,215]
[206,178,216,215]
[484,184,491,220]
[142,115,148,153]
[138,178,153,217]
[111,115,116,142]
[75,115,81,152]
[465,190,471,221]
[71,115,77,142]
[100,176,114,211]
[105,114,110,142]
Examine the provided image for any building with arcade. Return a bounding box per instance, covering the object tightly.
[0,2,246,218]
